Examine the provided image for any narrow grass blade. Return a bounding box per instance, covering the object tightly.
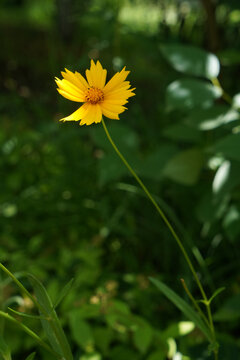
[0,336,12,360]
[28,274,73,360]
[25,352,36,360]
[53,278,74,309]
[0,311,60,359]
[8,308,49,321]
[150,277,212,342]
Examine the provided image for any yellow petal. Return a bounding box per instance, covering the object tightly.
[80,103,102,126]
[96,60,107,89]
[60,103,90,121]
[57,89,83,102]
[101,102,127,114]
[104,98,128,106]
[55,78,85,101]
[85,60,107,89]
[61,69,88,92]
[101,105,120,120]
[103,67,130,94]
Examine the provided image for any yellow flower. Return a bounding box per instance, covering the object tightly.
[55,60,135,126]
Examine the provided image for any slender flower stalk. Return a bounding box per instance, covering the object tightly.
[101,118,218,359]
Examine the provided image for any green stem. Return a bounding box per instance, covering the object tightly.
[180,278,210,327]
[211,77,232,105]
[101,118,217,349]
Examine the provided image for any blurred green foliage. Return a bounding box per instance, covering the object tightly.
[1,0,240,359]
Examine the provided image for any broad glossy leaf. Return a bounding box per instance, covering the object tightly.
[186,105,239,130]
[163,148,204,185]
[233,93,240,109]
[161,44,220,78]
[162,123,202,143]
[150,278,212,341]
[212,133,240,161]
[166,79,221,110]
[212,161,231,194]
[223,205,240,241]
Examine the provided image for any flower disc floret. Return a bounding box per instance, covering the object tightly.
[85,87,104,104]
[55,59,135,126]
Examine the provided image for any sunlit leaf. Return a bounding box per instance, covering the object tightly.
[161,44,220,78]
[212,133,240,161]
[166,79,221,110]
[186,105,239,130]
[212,161,231,194]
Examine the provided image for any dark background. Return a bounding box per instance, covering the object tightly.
[1,0,240,359]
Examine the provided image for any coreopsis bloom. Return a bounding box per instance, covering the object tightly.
[55,60,135,126]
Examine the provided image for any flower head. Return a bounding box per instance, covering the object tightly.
[55,60,135,126]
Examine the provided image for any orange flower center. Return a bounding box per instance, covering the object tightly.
[85,87,104,104]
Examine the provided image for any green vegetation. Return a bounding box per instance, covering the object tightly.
[1,0,240,359]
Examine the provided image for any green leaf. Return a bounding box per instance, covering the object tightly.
[218,49,240,66]
[93,327,113,354]
[0,311,60,359]
[162,321,195,340]
[25,353,36,360]
[212,160,231,195]
[209,287,226,304]
[69,315,94,350]
[136,145,178,180]
[161,44,220,78]
[150,278,212,341]
[28,275,62,356]
[166,79,221,110]
[8,307,48,320]
[0,337,11,360]
[80,353,102,360]
[53,278,74,309]
[212,133,240,161]
[223,205,240,241]
[186,105,239,130]
[147,350,165,360]
[133,319,153,354]
[91,123,139,152]
[163,148,204,185]
[28,274,73,360]
[214,294,240,321]
[162,123,202,143]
